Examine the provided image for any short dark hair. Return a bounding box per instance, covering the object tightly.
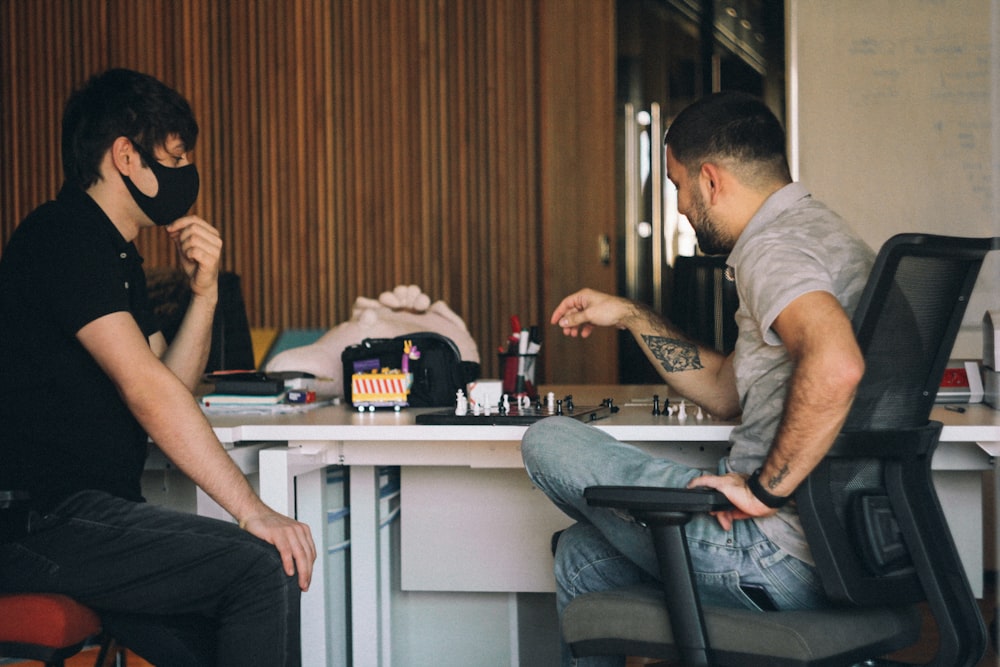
[665,91,790,185]
[61,68,199,189]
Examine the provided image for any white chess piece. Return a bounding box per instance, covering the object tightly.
[677,400,687,420]
[455,389,468,416]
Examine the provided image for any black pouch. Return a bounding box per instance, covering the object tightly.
[341,332,480,407]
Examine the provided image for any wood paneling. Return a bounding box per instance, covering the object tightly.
[538,0,618,383]
[0,0,617,381]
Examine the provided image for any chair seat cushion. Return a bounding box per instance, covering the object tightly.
[563,584,922,667]
[0,593,101,646]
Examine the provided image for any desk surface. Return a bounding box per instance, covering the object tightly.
[205,384,999,667]
[209,384,1000,446]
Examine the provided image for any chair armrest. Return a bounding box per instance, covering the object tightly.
[585,486,733,515]
[584,485,731,666]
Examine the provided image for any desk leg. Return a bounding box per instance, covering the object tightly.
[260,447,296,516]
[349,465,383,667]
[298,466,330,667]
[260,447,333,667]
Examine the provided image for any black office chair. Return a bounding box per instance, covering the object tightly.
[146,267,256,372]
[669,254,739,355]
[563,233,1000,666]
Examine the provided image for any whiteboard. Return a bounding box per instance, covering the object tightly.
[788,0,999,350]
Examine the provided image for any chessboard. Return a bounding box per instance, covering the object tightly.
[415,401,616,425]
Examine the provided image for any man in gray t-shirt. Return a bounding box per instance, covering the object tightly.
[521,91,873,667]
[726,183,874,564]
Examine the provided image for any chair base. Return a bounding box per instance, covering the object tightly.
[564,584,922,667]
[0,638,89,666]
[0,635,122,667]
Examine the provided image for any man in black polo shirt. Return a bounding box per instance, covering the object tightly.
[0,69,315,666]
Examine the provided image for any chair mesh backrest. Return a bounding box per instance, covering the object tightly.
[845,236,993,430]
[800,234,998,599]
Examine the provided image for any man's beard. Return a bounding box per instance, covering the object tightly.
[688,188,734,256]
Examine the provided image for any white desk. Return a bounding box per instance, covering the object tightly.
[207,386,1000,667]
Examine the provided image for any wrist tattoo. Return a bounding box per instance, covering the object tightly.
[748,468,791,508]
[767,464,790,491]
[642,335,704,373]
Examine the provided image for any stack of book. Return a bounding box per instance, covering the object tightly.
[200,372,310,407]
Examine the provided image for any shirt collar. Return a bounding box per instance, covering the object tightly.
[728,182,811,271]
[56,183,138,258]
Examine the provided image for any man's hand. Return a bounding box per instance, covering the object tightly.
[241,510,318,592]
[550,288,638,338]
[166,216,222,298]
[552,287,741,419]
[687,472,777,531]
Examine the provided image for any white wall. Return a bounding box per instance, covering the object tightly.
[787,0,999,358]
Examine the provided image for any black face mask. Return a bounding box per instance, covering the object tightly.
[121,142,200,226]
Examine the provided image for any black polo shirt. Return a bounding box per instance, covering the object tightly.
[0,185,159,512]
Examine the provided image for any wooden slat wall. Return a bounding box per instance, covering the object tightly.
[0,0,554,378]
[538,0,619,383]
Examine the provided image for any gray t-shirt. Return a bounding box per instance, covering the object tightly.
[724,182,875,564]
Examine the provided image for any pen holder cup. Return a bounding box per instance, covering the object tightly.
[499,353,538,399]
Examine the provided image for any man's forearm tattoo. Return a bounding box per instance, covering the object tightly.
[641,334,704,373]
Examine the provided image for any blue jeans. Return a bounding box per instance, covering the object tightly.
[0,490,301,666]
[521,417,830,667]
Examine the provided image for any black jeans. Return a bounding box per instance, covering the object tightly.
[0,490,301,666]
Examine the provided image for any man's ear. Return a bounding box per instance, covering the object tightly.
[109,136,139,175]
[699,162,723,205]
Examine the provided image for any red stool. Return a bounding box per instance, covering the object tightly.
[0,593,118,667]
